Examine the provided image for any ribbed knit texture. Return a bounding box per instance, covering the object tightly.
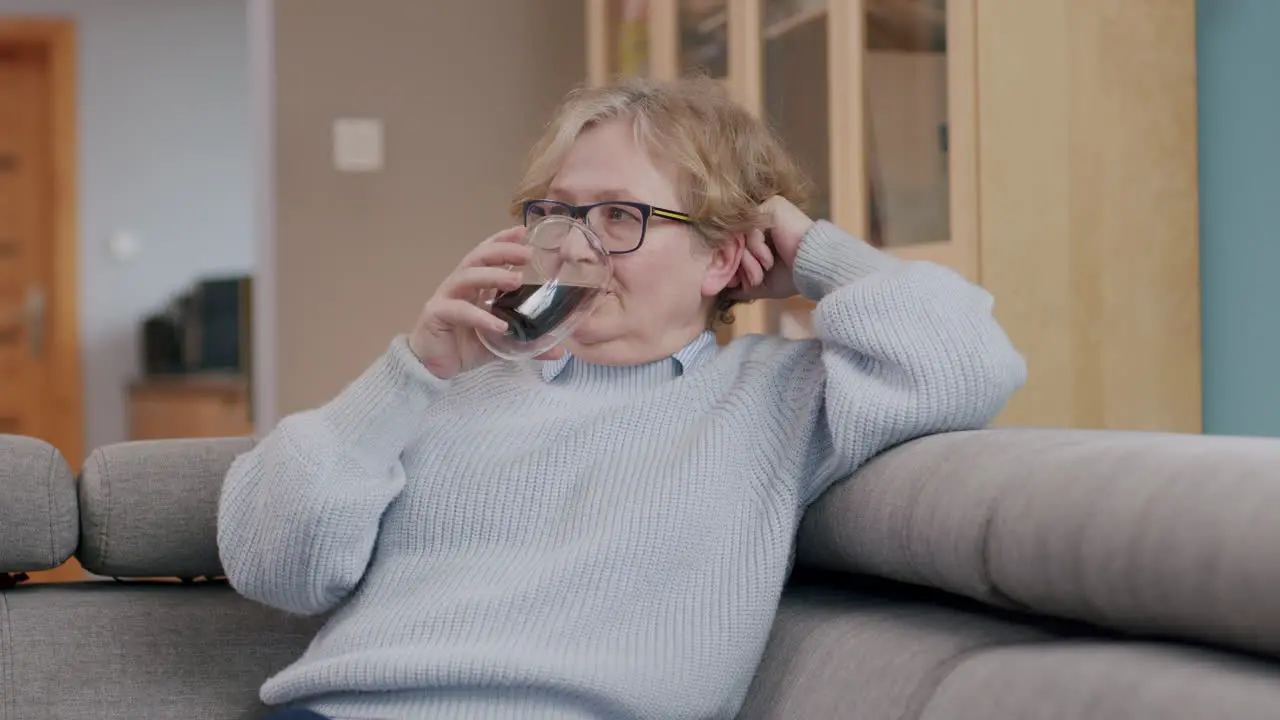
[217,221,1027,720]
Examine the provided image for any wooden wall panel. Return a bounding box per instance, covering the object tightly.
[979,0,1201,431]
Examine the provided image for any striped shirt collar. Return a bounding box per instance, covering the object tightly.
[540,331,719,383]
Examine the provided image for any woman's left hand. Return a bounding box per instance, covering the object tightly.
[728,195,815,300]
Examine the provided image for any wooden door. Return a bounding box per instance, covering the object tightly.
[0,19,83,583]
[0,42,53,443]
[0,20,80,462]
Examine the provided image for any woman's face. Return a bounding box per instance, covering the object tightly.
[548,118,740,366]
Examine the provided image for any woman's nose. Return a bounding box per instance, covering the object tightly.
[559,232,599,264]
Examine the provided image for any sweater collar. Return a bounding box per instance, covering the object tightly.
[540,331,719,383]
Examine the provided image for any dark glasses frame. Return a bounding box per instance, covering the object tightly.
[522,199,693,255]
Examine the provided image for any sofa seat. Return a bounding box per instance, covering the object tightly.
[5,576,1280,719]
[747,578,1280,719]
[0,582,321,719]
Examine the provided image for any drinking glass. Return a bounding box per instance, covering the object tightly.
[475,215,612,360]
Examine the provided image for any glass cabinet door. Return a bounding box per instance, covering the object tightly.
[864,0,950,249]
[613,0,652,77]
[589,0,652,81]
[757,0,829,338]
[762,0,830,221]
[679,0,729,78]
[587,0,970,339]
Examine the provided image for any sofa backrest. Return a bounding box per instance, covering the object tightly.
[77,437,254,579]
[0,435,77,580]
[797,427,1280,662]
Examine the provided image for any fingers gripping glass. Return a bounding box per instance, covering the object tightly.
[523,200,693,255]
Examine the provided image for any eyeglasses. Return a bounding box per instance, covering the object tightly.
[522,199,692,255]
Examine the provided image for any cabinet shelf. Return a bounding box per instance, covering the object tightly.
[693,8,728,34]
[866,0,945,51]
[763,3,827,41]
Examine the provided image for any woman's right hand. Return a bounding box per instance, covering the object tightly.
[408,226,534,379]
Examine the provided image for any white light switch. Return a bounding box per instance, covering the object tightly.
[332,118,384,172]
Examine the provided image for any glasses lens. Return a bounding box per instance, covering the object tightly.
[525,201,572,225]
[586,203,645,253]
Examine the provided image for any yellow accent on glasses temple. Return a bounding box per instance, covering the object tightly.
[652,208,691,222]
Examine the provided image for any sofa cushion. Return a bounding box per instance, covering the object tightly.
[796,428,1280,660]
[0,582,323,720]
[745,575,1280,720]
[740,578,1060,720]
[0,435,77,573]
[77,438,254,578]
[919,642,1280,720]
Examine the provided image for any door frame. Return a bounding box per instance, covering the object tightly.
[0,17,83,469]
[249,0,277,433]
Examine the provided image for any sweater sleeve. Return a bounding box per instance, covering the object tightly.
[792,221,1027,504]
[217,335,448,615]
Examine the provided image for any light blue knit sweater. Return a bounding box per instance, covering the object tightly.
[217,221,1026,720]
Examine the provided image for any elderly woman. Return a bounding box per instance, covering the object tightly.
[218,76,1025,720]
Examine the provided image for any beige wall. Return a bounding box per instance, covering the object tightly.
[272,0,584,415]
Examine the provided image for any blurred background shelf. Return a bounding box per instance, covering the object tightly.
[128,374,251,441]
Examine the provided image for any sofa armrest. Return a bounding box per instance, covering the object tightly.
[796,428,1280,659]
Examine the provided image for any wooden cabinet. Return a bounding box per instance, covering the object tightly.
[128,375,253,440]
[584,0,1202,433]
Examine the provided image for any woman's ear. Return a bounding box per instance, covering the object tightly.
[700,233,745,299]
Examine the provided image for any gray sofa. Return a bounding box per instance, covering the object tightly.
[2,428,1279,719]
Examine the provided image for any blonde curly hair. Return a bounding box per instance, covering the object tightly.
[511,75,811,327]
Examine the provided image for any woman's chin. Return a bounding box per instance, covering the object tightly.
[569,298,619,343]
[569,317,611,344]
[569,311,624,346]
